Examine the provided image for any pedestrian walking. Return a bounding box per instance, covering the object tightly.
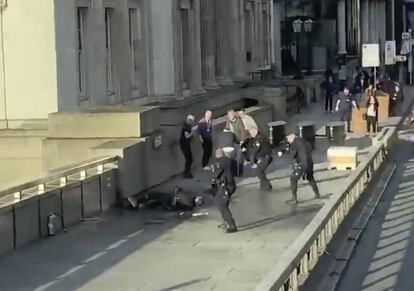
[294,86,305,113]
[352,71,369,104]
[179,115,197,179]
[336,86,358,133]
[198,110,213,170]
[365,91,379,136]
[321,75,339,113]
[280,134,321,204]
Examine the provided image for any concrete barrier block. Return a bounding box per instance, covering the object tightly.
[41,138,114,171]
[100,170,117,210]
[90,139,146,198]
[14,198,40,248]
[82,177,101,218]
[62,182,82,226]
[48,106,160,138]
[0,206,14,256]
[38,190,62,237]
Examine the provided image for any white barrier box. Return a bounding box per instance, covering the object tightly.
[327,146,358,170]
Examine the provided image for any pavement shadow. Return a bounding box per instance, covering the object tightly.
[0,208,184,291]
[237,204,322,231]
[333,139,414,291]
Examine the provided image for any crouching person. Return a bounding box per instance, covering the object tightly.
[242,128,273,192]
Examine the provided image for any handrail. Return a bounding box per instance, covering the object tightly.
[0,156,118,204]
[255,142,387,291]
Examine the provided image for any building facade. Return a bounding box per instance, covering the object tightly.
[0,0,273,129]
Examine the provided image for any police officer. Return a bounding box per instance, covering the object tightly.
[242,128,273,192]
[211,148,237,233]
[282,134,321,204]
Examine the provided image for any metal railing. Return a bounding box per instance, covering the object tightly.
[255,143,388,291]
[0,156,118,206]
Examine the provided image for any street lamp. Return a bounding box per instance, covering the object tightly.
[304,19,313,74]
[292,19,302,77]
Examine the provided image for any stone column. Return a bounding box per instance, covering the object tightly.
[273,2,282,76]
[216,0,233,85]
[190,0,206,94]
[200,0,219,89]
[369,0,377,43]
[361,0,370,44]
[229,0,247,81]
[337,0,347,54]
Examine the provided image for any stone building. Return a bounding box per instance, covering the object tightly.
[0,0,273,129]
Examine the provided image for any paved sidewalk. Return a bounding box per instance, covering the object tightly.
[0,99,390,291]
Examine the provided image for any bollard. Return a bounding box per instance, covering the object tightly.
[325,121,346,146]
[268,121,287,146]
[297,121,315,149]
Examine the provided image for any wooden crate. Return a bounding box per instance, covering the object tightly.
[351,107,367,135]
[327,146,358,170]
[376,91,389,121]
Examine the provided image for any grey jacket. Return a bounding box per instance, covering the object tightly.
[224,117,246,143]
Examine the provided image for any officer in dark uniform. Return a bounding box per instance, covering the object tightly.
[211,148,237,233]
[242,128,273,192]
[282,133,321,204]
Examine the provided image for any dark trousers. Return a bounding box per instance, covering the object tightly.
[340,110,351,132]
[366,116,377,133]
[214,188,236,229]
[201,138,213,167]
[325,94,333,111]
[257,155,273,191]
[290,167,320,199]
[180,143,193,175]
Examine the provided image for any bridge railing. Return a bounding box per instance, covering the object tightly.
[255,128,394,291]
[0,156,119,255]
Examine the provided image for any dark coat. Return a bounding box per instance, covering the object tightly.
[212,156,236,195]
[288,137,314,172]
[242,132,271,163]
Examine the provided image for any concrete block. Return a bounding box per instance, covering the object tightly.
[82,177,101,218]
[328,146,358,170]
[14,198,40,248]
[41,138,113,171]
[48,105,160,138]
[38,190,62,237]
[90,139,146,198]
[100,170,118,210]
[62,182,82,226]
[0,206,14,256]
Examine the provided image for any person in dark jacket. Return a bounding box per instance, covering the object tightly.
[198,110,213,169]
[335,86,358,132]
[242,128,273,192]
[321,75,339,112]
[211,149,237,233]
[281,134,321,204]
[295,86,305,113]
[352,71,370,104]
[180,115,197,179]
